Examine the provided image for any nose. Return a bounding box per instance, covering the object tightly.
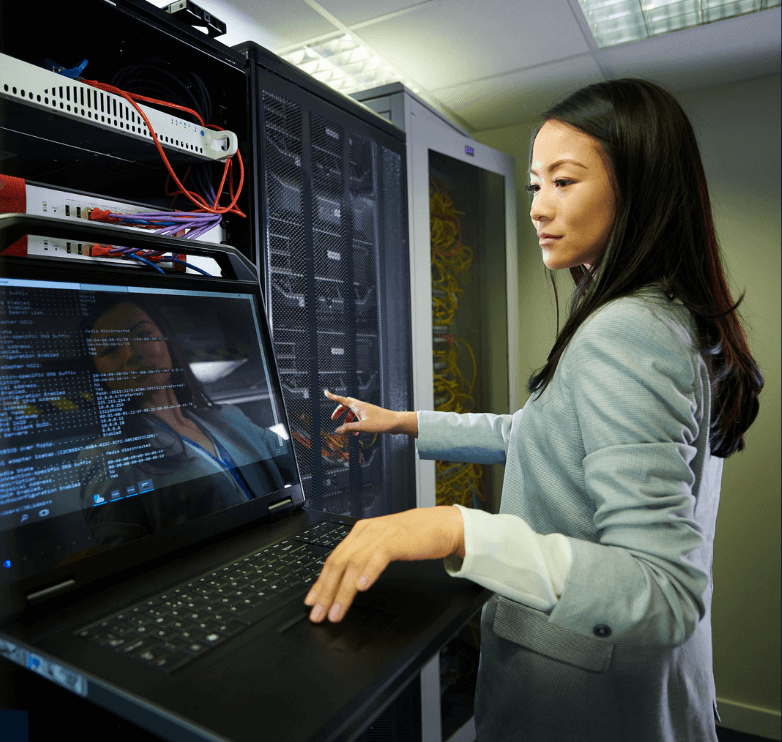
[118,342,141,370]
[530,186,554,225]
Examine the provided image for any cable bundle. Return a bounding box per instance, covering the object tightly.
[82,76,244,218]
[90,244,212,276]
[88,208,221,240]
[433,334,477,413]
[429,179,486,508]
[62,56,244,218]
[110,59,232,213]
[291,411,375,467]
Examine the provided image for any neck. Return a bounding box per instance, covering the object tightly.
[142,387,190,427]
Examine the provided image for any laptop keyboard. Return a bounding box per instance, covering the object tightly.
[75,520,351,673]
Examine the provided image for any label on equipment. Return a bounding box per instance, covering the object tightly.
[0,637,88,697]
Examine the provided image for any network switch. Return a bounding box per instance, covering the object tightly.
[0,53,238,163]
[0,176,223,275]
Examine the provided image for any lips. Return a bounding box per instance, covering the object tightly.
[538,233,562,246]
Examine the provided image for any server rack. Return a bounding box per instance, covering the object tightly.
[0,0,251,260]
[353,83,519,742]
[1,5,438,740]
[0,1,256,739]
[237,42,416,520]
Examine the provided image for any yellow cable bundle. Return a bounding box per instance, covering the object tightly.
[430,180,486,508]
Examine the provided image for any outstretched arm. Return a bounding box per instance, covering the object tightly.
[325,389,419,437]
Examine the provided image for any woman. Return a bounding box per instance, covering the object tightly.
[79,299,295,545]
[303,79,763,742]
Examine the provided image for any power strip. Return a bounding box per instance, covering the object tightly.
[0,53,238,162]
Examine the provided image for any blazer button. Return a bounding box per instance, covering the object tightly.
[593,624,612,638]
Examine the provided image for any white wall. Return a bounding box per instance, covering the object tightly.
[474,73,782,740]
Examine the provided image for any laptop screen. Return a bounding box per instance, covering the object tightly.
[0,260,302,588]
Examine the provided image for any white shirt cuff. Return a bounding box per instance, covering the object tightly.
[445,504,573,612]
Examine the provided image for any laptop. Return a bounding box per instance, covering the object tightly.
[0,236,489,742]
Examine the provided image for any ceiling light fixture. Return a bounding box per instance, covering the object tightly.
[280,34,422,96]
[576,0,781,48]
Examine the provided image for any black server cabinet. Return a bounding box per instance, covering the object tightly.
[238,43,415,518]
[0,0,251,258]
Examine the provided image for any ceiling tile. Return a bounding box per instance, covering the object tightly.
[433,55,605,131]
[227,0,338,48]
[318,0,432,27]
[597,7,781,91]
[357,0,591,90]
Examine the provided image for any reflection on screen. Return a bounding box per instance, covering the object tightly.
[0,279,298,558]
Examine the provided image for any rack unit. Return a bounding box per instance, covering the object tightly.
[238,42,415,520]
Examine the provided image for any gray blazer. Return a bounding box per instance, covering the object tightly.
[417,289,723,742]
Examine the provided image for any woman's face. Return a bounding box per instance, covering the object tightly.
[529,120,617,271]
[90,303,173,392]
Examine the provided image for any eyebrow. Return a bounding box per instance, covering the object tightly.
[529,159,588,177]
[130,320,156,333]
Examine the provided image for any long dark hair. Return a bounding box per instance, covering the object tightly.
[81,298,214,470]
[82,297,213,412]
[527,78,763,458]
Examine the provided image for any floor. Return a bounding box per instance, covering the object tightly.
[717,727,778,742]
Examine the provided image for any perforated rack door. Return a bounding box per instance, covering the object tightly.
[255,77,413,519]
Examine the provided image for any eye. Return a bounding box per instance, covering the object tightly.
[524,183,539,193]
[553,178,573,188]
[98,345,120,359]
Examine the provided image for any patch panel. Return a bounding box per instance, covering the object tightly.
[8,177,226,244]
[2,234,222,277]
[0,176,224,275]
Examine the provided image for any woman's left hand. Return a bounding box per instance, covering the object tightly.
[304,506,466,623]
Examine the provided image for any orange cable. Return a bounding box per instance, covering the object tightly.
[82,79,245,217]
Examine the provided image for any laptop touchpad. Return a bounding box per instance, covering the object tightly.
[327,604,399,653]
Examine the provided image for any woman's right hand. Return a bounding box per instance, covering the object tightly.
[324,390,418,438]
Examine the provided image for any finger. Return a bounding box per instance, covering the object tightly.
[324,389,353,407]
[327,548,390,622]
[306,554,383,623]
[330,404,348,420]
[307,537,390,623]
[304,532,356,621]
[324,562,365,622]
[305,527,366,622]
[305,560,344,623]
[335,420,362,435]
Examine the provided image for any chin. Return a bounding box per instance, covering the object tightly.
[541,253,570,271]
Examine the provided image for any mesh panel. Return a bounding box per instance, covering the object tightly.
[260,86,409,518]
[350,130,384,518]
[262,91,314,501]
[311,113,352,514]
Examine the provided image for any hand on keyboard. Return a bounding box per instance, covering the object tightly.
[304,507,465,624]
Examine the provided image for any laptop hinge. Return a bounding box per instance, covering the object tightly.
[26,579,77,605]
[268,496,293,521]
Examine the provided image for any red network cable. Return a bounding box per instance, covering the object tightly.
[81,79,245,218]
